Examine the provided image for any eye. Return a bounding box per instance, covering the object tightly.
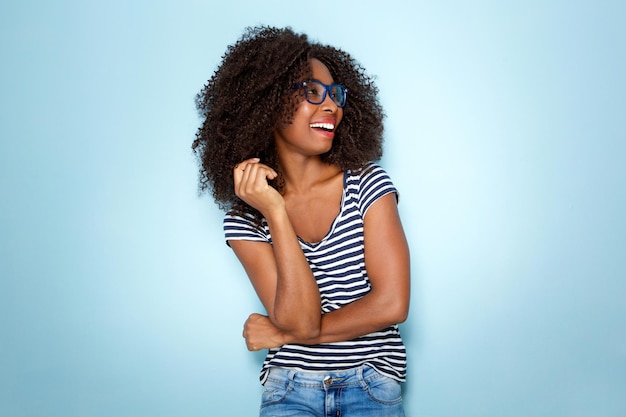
[306,83,323,98]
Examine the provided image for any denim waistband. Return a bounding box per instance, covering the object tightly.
[264,364,387,389]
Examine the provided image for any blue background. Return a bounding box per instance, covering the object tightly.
[1,1,624,416]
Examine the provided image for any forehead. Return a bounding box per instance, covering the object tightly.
[309,58,334,83]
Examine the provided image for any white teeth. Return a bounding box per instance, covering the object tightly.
[310,122,335,130]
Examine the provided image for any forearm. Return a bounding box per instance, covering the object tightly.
[243,290,408,352]
[282,288,409,345]
[231,158,321,340]
[265,208,321,338]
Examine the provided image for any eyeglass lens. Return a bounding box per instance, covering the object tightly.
[304,81,346,107]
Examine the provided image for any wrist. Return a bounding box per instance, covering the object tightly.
[263,204,291,228]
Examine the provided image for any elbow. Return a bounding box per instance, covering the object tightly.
[394,306,409,324]
[384,297,410,325]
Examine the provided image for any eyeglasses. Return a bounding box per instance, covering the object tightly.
[293,80,348,108]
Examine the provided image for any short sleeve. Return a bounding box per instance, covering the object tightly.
[223,212,270,245]
[357,164,398,217]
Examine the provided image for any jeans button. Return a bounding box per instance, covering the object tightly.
[323,376,332,386]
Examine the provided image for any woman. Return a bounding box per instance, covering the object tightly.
[193,25,410,417]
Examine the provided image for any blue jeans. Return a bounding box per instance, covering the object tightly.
[259,365,405,417]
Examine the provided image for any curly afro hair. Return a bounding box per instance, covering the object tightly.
[193,26,385,221]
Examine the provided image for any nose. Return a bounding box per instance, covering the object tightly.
[320,91,339,113]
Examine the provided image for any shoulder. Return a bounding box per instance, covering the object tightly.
[346,162,397,196]
[347,162,398,215]
[346,162,394,184]
[345,162,398,215]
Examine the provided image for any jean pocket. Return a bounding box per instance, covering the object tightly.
[363,372,403,406]
[261,379,291,407]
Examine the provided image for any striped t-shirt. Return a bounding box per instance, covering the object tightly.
[223,163,407,383]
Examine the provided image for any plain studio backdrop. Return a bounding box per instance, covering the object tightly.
[1,1,624,416]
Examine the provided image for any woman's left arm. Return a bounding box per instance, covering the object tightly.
[243,192,410,350]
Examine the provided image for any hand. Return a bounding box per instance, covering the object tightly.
[242,313,288,351]
[233,158,283,216]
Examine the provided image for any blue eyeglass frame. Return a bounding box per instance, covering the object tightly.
[293,80,348,108]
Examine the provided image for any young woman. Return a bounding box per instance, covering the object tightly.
[193,26,410,417]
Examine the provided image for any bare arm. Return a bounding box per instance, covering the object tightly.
[243,192,410,350]
[232,159,320,341]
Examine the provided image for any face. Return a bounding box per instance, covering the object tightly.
[273,58,344,158]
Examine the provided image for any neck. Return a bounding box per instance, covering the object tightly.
[278,155,341,194]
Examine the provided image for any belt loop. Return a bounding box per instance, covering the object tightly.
[286,368,297,390]
[356,365,367,389]
[288,369,297,381]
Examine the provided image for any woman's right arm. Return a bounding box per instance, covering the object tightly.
[230,159,321,341]
[240,192,410,351]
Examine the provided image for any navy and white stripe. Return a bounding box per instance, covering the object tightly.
[224,163,407,383]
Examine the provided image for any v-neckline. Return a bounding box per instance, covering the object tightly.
[296,171,347,249]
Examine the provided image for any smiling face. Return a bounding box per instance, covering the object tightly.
[273,58,344,159]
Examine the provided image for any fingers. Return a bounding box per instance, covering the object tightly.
[233,157,259,187]
[242,321,254,351]
[242,313,264,351]
[234,157,259,174]
[233,159,280,213]
[237,158,278,178]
